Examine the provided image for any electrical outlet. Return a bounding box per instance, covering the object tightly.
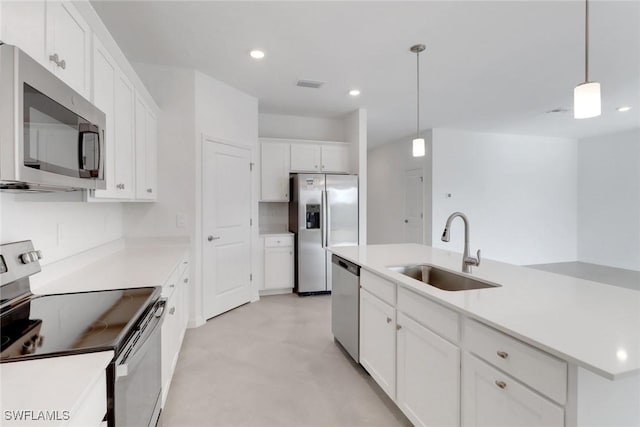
[176,214,186,228]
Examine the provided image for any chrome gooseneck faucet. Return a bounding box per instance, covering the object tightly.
[441,212,481,273]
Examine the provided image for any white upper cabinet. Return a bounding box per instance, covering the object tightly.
[320,145,350,173]
[135,95,158,200]
[290,144,321,173]
[91,36,116,198]
[1,0,90,98]
[91,36,134,200]
[0,1,47,65]
[261,142,290,201]
[46,0,91,97]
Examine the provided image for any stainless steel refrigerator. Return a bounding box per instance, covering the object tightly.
[289,174,359,294]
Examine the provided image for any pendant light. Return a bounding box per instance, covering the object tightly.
[574,0,601,119]
[410,44,426,157]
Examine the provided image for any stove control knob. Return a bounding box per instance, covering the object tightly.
[20,253,34,264]
[22,340,35,354]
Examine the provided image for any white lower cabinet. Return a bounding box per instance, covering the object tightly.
[263,235,294,290]
[161,256,190,406]
[396,313,460,427]
[462,353,564,427]
[359,288,396,399]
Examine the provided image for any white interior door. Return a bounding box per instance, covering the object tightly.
[203,141,252,320]
[404,168,424,243]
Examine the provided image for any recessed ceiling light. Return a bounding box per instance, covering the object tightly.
[249,50,265,59]
[349,89,361,96]
[617,106,632,112]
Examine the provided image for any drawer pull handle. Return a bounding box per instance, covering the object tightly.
[495,380,507,389]
[497,351,509,359]
[170,284,175,288]
[386,317,392,323]
[184,278,188,283]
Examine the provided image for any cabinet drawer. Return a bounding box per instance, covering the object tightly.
[397,286,459,343]
[464,319,567,405]
[177,255,190,277]
[462,353,564,427]
[360,269,395,305]
[162,267,179,299]
[264,235,293,248]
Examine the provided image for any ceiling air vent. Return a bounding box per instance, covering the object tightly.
[296,80,324,89]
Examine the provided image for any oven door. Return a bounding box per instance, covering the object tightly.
[113,300,165,427]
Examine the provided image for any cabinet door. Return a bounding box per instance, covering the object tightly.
[321,145,350,173]
[260,142,290,201]
[46,0,90,97]
[135,95,157,200]
[113,72,135,199]
[360,289,396,399]
[0,0,47,66]
[264,247,294,289]
[397,313,460,427]
[290,144,321,172]
[161,284,180,406]
[462,354,564,427]
[90,37,117,199]
[91,37,133,200]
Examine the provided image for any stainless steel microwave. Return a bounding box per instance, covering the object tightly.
[0,44,106,191]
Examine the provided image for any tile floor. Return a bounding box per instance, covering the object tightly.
[160,294,411,427]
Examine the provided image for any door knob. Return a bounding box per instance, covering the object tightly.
[207,236,220,242]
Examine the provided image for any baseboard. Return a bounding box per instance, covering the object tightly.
[259,288,293,296]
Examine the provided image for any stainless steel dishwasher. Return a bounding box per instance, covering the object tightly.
[331,254,360,362]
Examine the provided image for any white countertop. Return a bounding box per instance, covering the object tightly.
[34,240,190,294]
[0,351,113,426]
[330,244,640,380]
[259,227,293,237]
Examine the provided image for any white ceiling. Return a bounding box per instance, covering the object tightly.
[91,1,640,147]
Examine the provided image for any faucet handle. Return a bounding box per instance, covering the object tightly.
[464,249,481,268]
[475,249,481,266]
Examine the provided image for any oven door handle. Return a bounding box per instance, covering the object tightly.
[115,299,166,378]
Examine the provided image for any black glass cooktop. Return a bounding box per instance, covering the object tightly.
[0,287,159,362]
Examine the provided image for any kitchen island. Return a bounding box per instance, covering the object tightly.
[329,244,640,427]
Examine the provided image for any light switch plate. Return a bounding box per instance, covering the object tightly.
[176,214,186,228]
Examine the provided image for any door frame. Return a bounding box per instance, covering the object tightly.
[194,133,258,326]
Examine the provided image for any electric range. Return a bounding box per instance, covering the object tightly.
[0,240,165,427]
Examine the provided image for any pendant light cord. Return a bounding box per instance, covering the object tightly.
[585,0,589,83]
[416,49,420,139]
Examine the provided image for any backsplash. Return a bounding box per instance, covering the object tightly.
[0,192,123,265]
[259,202,289,233]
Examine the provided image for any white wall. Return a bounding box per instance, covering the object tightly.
[430,129,578,265]
[344,108,368,244]
[123,64,196,238]
[367,131,432,245]
[0,192,123,264]
[123,64,259,327]
[194,70,260,322]
[259,113,346,141]
[577,128,640,271]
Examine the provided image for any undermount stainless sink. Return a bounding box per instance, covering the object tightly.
[387,264,501,291]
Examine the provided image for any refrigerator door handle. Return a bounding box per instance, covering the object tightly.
[321,190,326,248]
[325,190,331,247]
